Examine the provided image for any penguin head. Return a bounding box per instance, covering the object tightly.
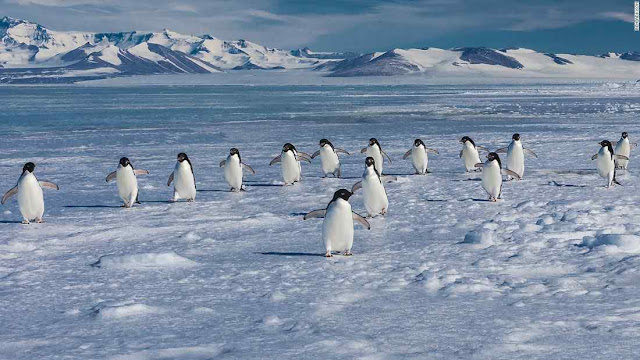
[512,133,521,141]
[229,148,239,156]
[369,138,379,146]
[332,189,353,202]
[119,157,131,167]
[622,132,629,139]
[177,152,189,162]
[319,139,332,148]
[22,162,35,174]
[599,140,614,154]
[414,139,424,147]
[487,152,502,168]
[282,143,295,153]
[365,156,376,168]
[460,136,475,147]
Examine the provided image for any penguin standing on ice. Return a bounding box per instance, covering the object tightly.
[361,138,392,175]
[592,140,628,187]
[269,143,311,185]
[460,136,486,172]
[495,133,537,179]
[403,138,438,175]
[2,162,59,224]
[220,148,255,192]
[474,152,521,202]
[167,152,196,202]
[351,157,395,217]
[303,189,370,257]
[310,139,350,178]
[106,157,149,208]
[614,132,637,170]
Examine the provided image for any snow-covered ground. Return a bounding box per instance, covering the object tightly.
[2,79,640,359]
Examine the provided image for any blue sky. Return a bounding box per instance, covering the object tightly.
[2,0,639,54]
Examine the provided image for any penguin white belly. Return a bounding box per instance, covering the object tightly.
[412,147,428,174]
[281,151,301,184]
[367,147,384,174]
[224,156,243,190]
[615,140,630,169]
[322,200,354,252]
[320,147,340,176]
[462,145,481,171]
[481,162,502,199]
[174,162,196,200]
[362,172,388,216]
[597,151,614,178]
[17,174,44,221]
[116,167,138,205]
[506,143,525,177]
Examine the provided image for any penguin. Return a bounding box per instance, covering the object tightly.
[106,157,149,208]
[495,133,537,179]
[219,148,255,192]
[360,138,392,174]
[592,140,628,187]
[614,132,637,170]
[473,152,521,202]
[402,138,438,175]
[167,152,196,202]
[310,139,350,178]
[459,136,486,172]
[351,157,396,217]
[2,162,59,224]
[269,143,312,185]
[303,189,370,257]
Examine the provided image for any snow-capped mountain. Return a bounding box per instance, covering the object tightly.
[321,47,640,78]
[0,16,344,83]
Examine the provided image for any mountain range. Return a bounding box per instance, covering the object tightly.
[1,16,640,83]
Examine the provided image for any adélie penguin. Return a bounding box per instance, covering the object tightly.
[360,138,392,175]
[2,162,59,224]
[303,189,370,257]
[403,138,439,175]
[310,139,350,178]
[614,132,637,170]
[106,157,149,208]
[269,143,312,185]
[219,148,255,192]
[167,152,196,202]
[592,140,628,187]
[474,152,521,202]
[351,157,396,217]
[495,133,537,179]
[460,136,487,172]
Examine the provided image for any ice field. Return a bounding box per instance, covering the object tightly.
[2,76,640,358]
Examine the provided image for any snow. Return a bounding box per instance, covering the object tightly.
[128,43,165,62]
[2,79,640,358]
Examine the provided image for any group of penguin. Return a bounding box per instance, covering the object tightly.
[1,132,636,257]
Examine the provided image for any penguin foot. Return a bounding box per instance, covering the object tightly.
[188,199,195,202]
[325,252,333,258]
[21,220,30,225]
[343,251,352,256]
[36,219,44,223]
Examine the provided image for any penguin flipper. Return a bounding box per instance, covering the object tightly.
[352,212,371,230]
[219,160,226,167]
[360,147,368,154]
[632,142,638,148]
[303,209,326,220]
[310,150,321,159]
[134,169,149,176]
[474,163,484,168]
[381,175,398,183]
[296,155,312,163]
[476,146,489,152]
[298,152,313,159]
[503,169,522,180]
[615,154,630,160]
[241,163,256,174]
[334,148,350,156]
[591,154,598,160]
[459,150,463,158]
[351,181,363,193]
[426,148,439,155]
[167,173,174,186]
[38,181,59,190]
[403,149,412,160]
[523,148,538,158]
[106,171,117,183]
[1,186,17,205]
[381,150,392,164]
[495,148,507,154]
[269,155,282,166]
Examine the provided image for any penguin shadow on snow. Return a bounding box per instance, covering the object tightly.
[259,251,326,257]
[63,205,123,209]
[0,220,24,224]
[545,180,588,188]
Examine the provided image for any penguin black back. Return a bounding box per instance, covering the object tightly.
[22,162,35,174]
